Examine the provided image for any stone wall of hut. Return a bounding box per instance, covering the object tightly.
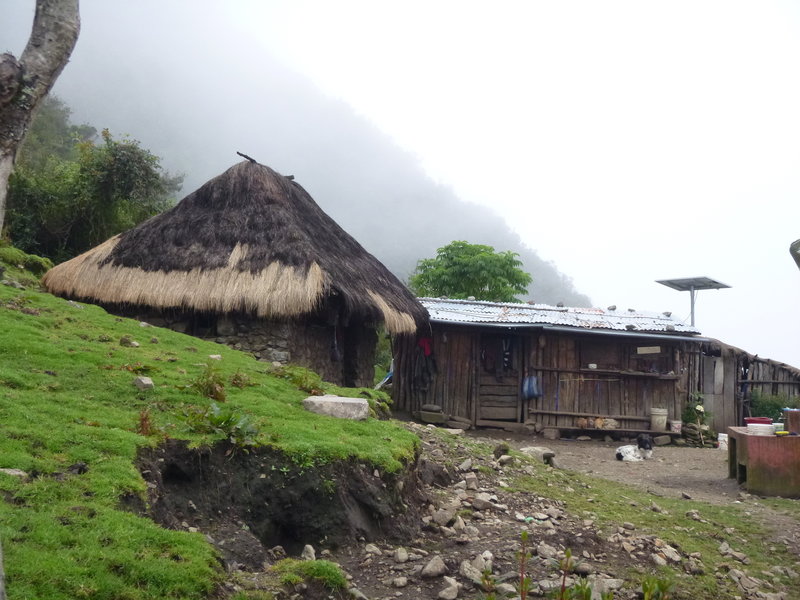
[112,306,377,388]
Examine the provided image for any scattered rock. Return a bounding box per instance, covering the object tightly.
[133,376,154,390]
[300,544,315,560]
[365,543,382,555]
[302,395,369,420]
[433,507,456,526]
[492,443,510,459]
[421,555,447,577]
[438,576,460,600]
[542,428,560,440]
[459,560,483,585]
[208,354,222,360]
[394,547,409,563]
[0,468,27,478]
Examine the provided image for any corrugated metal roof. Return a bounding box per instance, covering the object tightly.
[419,297,701,336]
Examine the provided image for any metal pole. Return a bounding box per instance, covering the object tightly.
[690,286,696,327]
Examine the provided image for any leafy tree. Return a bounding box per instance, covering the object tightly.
[7,99,182,261]
[409,240,532,302]
[0,0,80,235]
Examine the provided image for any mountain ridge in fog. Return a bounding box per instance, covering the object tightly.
[3,2,590,306]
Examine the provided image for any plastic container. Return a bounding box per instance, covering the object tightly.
[747,423,775,436]
[669,420,682,434]
[650,408,668,432]
[773,422,784,433]
[718,432,728,450]
[744,417,773,425]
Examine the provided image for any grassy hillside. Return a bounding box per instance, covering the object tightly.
[0,259,419,600]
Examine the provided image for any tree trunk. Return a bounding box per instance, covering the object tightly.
[0,0,80,237]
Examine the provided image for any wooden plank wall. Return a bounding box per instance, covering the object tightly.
[394,326,800,431]
[526,333,682,429]
[391,329,476,421]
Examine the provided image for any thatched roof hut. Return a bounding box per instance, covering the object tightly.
[43,161,427,385]
[43,160,426,332]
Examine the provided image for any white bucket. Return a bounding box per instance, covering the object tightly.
[669,420,682,434]
[650,408,668,432]
[718,433,728,450]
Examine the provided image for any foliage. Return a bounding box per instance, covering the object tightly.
[268,364,325,395]
[374,326,393,385]
[409,240,532,302]
[184,402,261,451]
[15,95,95,170]
[230,369,255,389]
[0,242,53,275]
[749,390,800,420]
[517,530,533,600]
[6,96,182,262]
[190,363,227,402]
[682,392,709,425]
[641,575,675,600]
[269,559,348,591]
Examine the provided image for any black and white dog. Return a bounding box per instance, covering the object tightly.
[615,434,654,462]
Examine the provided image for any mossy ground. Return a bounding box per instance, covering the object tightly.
[0,262,418,600]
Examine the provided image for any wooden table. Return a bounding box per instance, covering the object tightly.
[727,426,800,498]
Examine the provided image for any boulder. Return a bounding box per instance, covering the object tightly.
[302,395,369,420]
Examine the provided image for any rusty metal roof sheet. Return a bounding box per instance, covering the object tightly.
[419,297,701,336]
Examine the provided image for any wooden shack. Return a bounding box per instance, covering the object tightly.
[394,298,701,432]
[394,298,800,434]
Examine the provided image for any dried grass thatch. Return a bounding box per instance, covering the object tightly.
[42,161,427,334]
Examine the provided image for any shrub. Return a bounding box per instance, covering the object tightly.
[750,390,800,420]
[191,363,226,402]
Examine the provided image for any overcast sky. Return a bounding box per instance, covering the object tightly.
[6,1,800,367]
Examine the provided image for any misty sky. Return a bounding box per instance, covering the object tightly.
[4,1,800,368]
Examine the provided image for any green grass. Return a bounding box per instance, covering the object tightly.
[0,273,419,599]
[270,559,348,590]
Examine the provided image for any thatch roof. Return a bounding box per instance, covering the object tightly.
[42,161,428,334]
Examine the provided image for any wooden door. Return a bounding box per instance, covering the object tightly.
[478,333,522,422]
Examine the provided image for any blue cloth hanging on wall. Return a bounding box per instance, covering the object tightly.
[521,375,542,400]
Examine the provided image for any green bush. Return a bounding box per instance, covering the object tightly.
[0,245,53,275]
[750,390,800,420]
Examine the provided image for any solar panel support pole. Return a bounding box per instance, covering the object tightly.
[655,277,731,328]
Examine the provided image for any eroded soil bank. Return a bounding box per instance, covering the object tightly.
[134,439,425,570]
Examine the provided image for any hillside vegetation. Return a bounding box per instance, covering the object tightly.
[0,252,418,600]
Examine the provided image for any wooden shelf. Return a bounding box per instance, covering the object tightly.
[529,366,678,380]
[528,408,651,422]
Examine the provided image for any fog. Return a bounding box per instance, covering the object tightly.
[4,1,800,366]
